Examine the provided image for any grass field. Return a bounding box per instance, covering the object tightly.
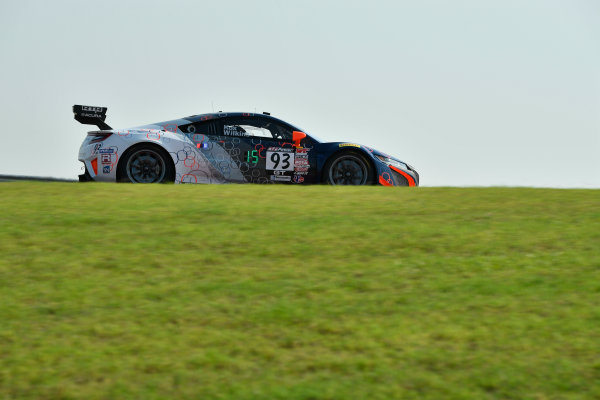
[0,183,599,399]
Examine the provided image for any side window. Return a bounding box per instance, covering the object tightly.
[223,122,271,138]
[220,118,293,140]
[179,121,216,136]
[267,121,293,140]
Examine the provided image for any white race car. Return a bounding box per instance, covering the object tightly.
[75,105,419,186]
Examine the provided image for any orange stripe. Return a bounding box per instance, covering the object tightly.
[91,158,98,175]
[379,175,393,186]
[389,165,416,187]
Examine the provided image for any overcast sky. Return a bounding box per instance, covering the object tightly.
[0,0,598,187]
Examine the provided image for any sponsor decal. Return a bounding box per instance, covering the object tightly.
[339,143,361,148]
[98,148,114,154]
[296,148,309,154]
[293,175,305,183]
[100,154,111,164]
[223,125,249,137]
[82,106,103,113]
[102,165,111,174]
[267,147,293,152]
[92,143,102,155]
[294,167,309,173]
[270,175,291,182]
[273,170,288,176]
[294,159,309,167]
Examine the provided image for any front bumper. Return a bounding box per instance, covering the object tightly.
[378,165,419,186]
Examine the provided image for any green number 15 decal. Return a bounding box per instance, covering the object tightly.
[246,150,259,164]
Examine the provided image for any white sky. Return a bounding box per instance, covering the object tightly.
[0,0,598,187]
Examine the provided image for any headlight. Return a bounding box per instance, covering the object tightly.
[375,155,408,171]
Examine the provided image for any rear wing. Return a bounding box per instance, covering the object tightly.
[73,105,112,130]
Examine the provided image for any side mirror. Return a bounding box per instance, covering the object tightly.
[292,131,307,148]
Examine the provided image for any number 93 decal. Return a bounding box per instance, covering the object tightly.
[266,150,295,171]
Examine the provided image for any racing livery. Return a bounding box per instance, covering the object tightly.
[75,105,419,186]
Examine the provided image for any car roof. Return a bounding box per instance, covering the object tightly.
[183,112,297,128]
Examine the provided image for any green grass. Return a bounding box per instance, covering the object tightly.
[0,183,599,400]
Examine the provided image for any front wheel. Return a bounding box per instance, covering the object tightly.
[118,144,174,183]
[324,152,375,185]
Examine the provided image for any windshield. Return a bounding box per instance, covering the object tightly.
[305,132,323,143]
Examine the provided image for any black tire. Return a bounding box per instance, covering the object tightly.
[117,144,175,183]
[323,151,375,185]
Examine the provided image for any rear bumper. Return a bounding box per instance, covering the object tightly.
[78,138,119,182]
[79,166,93,182]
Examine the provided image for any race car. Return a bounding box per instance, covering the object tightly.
[74,105,419,186]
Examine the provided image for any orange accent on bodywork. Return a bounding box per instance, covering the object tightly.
[379,175,393,186]
[91,158,98,175]
[292,131,307,148]
[389,165,416,187]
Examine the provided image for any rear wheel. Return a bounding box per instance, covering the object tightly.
[324,152,374,185]
[118,144,174,183]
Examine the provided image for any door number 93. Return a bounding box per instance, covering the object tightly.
[266,151,295,171]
